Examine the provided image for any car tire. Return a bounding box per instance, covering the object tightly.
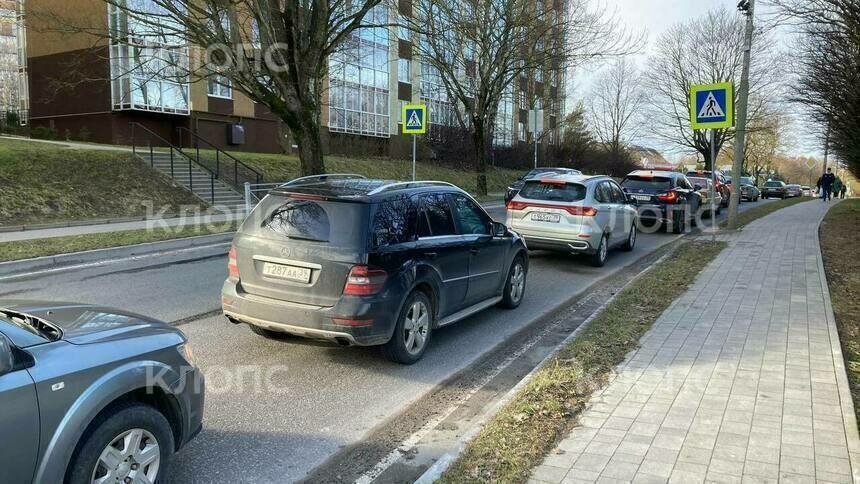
[383,291,433,365]
[589,234,609,267]
[66,403,174,484]
[499,255,527,309]
[621,224,636,252]
[249,324,294,340]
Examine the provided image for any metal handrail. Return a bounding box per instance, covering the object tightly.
[129,122,216,204]
[176,127,263,189]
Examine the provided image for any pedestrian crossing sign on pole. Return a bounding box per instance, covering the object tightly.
[689,83,733,130]
[402,104,427,135]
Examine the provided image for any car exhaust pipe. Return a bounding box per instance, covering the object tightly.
[334,337,352,347]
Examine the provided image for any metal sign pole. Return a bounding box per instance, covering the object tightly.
[412,134,417,181]
[710,129,717,243]
[534,115,539,169]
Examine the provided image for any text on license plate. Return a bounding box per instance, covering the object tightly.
[633,194,652,202]
[261,262,312,283]
[531,212,561,223]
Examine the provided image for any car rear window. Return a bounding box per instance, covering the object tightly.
[621,176,673,191]
[764,181,783,187]
[519,180,587,202]
[244,195,369,247]
[687,177,710,187]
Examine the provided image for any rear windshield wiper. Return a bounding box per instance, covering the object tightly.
[0,309,62,341]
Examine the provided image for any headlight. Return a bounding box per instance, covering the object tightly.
[177,343,197,367]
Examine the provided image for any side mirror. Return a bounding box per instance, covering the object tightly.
[0,334,15,376]
[492,221,508,237]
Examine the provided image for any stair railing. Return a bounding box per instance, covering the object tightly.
[129,122,216,204]
[176,127,263,192]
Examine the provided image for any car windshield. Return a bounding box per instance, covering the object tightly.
[765,181,783,187]
[740,177,754,185]
[621,176,673,190]
[519,180,587,202]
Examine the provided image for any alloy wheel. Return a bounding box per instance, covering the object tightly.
[403,301,430,356]
[91,428,160,484]
[509,262,525,304]
[628,226,636,248]
[599,236,608,263]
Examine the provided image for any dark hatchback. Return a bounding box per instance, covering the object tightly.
[761,180,788,199]
[620,170,702,233]
[222,177,529,364]
[505,167,583,204]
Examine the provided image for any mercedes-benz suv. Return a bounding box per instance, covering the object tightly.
[222,177,529,364]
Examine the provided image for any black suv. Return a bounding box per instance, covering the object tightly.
[621,170,702,233]
[222,177,529,364]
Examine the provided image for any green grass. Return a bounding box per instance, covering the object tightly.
[722,196,814,229]
[819,199,860,432]
[0,222,237,263]
[440,240,727,483]
[0,138,203,226]
[194,149,522,199]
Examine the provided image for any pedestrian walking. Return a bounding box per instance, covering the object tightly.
[840,184,847,199]
[819,168,836,202]
[833,177,843,201]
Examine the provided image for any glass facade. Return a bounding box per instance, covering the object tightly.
[494,86,514,147]
[108,0,189,114]
[420,61,456,127]
[328,5,390,138]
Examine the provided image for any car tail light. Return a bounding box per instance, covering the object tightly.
[657,190,680,203]
[227,245,240,280]
[344,265,387,296]
[506,201,597,216]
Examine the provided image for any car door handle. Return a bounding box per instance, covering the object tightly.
[469,248,480,254]
[423,252,438,259]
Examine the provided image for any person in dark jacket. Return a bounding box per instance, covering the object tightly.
[819,168,836,201]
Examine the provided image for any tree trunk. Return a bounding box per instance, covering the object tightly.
[472,121,489,196]
[276,120,293,155]
[292,117,326,176]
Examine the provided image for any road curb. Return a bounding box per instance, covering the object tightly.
[0,232,235,277]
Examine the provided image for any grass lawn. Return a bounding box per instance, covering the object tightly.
[440,240,727,483]
[0,222,237,263]
[819,199,860,432]
[194,149,522,198]
[0,138,203,227]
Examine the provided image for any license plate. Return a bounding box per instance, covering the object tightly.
[262,262,312,283]
[633,194,652,202]
[531,212,561,223]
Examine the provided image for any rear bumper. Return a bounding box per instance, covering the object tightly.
[522,235,595,253]
[634,203,685,223]
[508,219,599,254]
[221,279,398,346]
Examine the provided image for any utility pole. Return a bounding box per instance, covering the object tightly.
[727,0,755,229]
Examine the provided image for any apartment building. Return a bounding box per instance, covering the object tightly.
[22,0,563,156]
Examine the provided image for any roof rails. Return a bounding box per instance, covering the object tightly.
[366,181,459,196]
[280,174,367,187]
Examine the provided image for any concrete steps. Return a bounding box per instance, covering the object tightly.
[138,151,246,212]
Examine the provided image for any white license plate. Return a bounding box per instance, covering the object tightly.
[531,212,561,223]
[262,262,312,283]
[633,194,652,202]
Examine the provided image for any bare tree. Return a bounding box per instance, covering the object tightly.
[405,0,633,195]
[768,0,860,177]
[587,57,643,161]
[34,0,391,176]
[644,7,783,170]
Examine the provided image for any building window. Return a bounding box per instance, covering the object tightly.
[328,5,390,137]
[398,24,411,41]
[494,86,513,147]
[535,68,543,83]
[208,75,232,99]
[420,61,456,127]
[108,1,190,115]
[519,92,526,111]
[398,58,411,83]
[518,121,526,142]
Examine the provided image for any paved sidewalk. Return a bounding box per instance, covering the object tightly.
[532,200,860,483]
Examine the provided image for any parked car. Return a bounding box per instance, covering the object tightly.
[786,184,803,198]
[761,180,788,199]
[802,186,812,197]
[687,176,722,216]
[738,177,761,201]
[0,301,204,484]
[686,170,730,207]
[504,167,583,204]
[622,170,703,234]
[222,177,529,364]
[506,174,638,267]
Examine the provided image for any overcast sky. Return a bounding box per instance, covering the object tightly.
[569,0,823,160]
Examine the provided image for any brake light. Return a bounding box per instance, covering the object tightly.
[506,200,597,216]
[344,265,388,296]
[227,246,240,280]
[657,190,680,203]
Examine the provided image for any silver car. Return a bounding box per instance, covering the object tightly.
[0,301,204,484]
[506,174,638,267]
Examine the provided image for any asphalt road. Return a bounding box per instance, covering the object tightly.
[1,199,775,483]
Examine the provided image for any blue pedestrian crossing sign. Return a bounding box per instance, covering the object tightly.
[689,83,733,130]
[402,104,427,135]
